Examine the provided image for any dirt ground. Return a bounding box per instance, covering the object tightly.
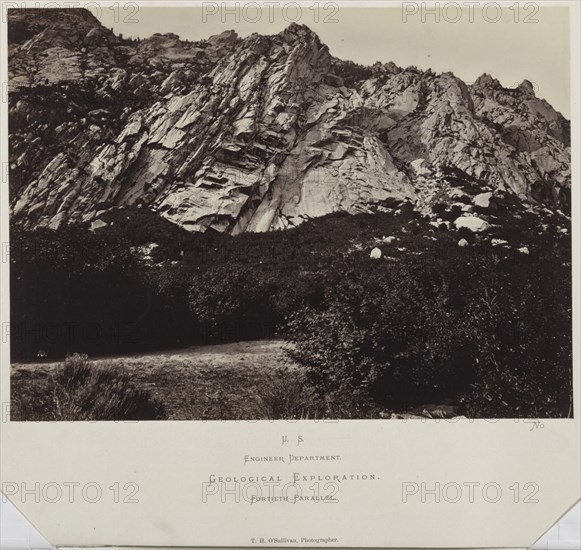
[11,340,296,420]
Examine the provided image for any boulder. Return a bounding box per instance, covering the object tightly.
[84,26,110,47]
[454,216,490,232]
[457,238,469,247]
[90,219,107,231]
[518,246,530,255]
[370,247,382,259]
[491,238,508,246]
[473,192,493,208]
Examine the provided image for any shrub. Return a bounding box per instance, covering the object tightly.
[287,253,572,418]
[287,260,471,409]
[10,226,150,359]
[187,266,282,342]
[24,354,167,421]
[10,369,58,421]
[255,367,324,420]
[458,261,572,418]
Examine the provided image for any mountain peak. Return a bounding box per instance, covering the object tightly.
[279,23,321,43]
[517,79,536,96]
[208,29,238,44]
[7,7,102,46]
[473,73,501,89]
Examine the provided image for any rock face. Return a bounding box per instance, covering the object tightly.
[8,9,571,234]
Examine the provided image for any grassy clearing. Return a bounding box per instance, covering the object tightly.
[11,340,303,420]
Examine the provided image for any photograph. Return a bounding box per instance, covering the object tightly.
[7,4,573,421]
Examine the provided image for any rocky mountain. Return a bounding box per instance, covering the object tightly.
[8,8,571,234]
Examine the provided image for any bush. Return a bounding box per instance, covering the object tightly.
[287,253,572,418]
[10,226,151,359]
[458,261,572,417]
[288,260,469,408]
[14,354,166,421]
[255,367,324,420]
[187,266,285,342]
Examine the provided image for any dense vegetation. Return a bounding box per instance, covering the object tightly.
[287,253,572,418]
[10,203,572,418]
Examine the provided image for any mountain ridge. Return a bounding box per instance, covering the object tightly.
[8,9,571,234]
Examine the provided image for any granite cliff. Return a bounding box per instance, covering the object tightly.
[8,9,571,233]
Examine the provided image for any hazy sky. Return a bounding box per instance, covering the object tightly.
[99,5,571,117]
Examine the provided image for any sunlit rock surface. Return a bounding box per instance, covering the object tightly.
[8,10,571,233]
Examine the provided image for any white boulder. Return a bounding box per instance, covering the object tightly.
[454,216,490,232]
[473,192,493,208]
[458,238,469,247]
[90,219,107,231]
[491,238,508,246]
[518,246,530,255]
[370,247,382,259]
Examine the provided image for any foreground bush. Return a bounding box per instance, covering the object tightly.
[287,253,572,418]
[458,262,572,417]
[14,354,166,421]
[255,367,325,420]
[255,365,383,420]
[288,259,468,406]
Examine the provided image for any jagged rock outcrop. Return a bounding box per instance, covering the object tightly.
[8,9,571,233]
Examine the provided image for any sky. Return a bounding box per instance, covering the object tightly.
[98,5,571,117]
